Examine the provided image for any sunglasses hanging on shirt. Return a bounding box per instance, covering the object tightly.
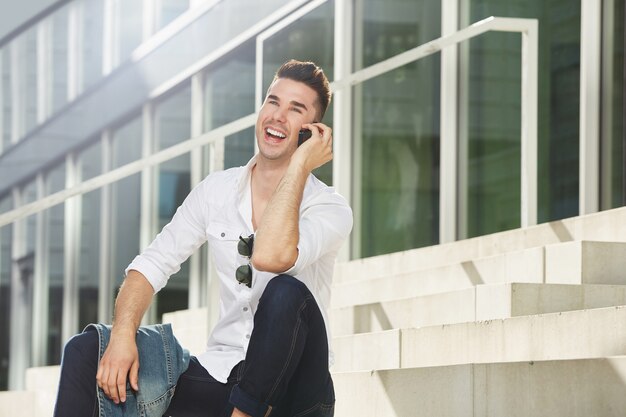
[236,234,254,288]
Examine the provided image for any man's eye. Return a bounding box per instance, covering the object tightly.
[290,107,302,113]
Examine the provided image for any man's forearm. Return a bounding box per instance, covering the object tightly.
[252,122,333,273]
[252,162,308,272]
[111,270,154,337]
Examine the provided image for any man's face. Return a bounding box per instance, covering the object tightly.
[255,78,319,162]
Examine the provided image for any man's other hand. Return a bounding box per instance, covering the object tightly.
[96,332,140,404]
[293,122,333,173]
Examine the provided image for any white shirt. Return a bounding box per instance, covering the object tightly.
[126,156,353,383]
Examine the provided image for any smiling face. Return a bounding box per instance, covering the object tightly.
[255,78,319,164]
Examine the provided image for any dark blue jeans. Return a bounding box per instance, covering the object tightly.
[54,275,335,417]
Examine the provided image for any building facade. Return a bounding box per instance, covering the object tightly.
[0,0,623,390]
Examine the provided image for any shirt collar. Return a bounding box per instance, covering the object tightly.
[237,155,258,195]
[235,154,318,232]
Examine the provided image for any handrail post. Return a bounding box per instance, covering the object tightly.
[440,0,459,243]
[521,19,539,227]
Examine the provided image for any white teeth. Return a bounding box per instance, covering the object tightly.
[266,127,286,138]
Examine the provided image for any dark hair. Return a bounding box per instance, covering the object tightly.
[271,59,331,121]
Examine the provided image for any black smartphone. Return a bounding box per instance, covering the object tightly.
[298,129,312,146]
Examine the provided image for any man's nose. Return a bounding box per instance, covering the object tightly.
[272,105,288,122]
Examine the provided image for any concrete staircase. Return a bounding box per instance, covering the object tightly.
[326,208,626,416]
[4,207,626,416]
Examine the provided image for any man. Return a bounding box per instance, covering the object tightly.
[54,59,352,417]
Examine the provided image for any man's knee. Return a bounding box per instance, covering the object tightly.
[62,329,99,365]
[259,274,311,312]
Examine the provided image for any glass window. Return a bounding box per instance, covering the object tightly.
[23,182,37,256]
[357,0,441,68]
[461,1,581,237]
[262,1,335,83]
[224,128,255,169]
[78,140,102,330]
[119,0,144,63]
[111,116,142,293]
[157,0,189,32]
[81,0,105,92]
[1,48,10,153]
[13,29,38,137]
[354,0,441,258]
[154,84,191,317]
[46,165,65,364]
[601,0,625,209]
[204,41,256,169]
[356,58,440,258]
[21,182,37,368]
[52,7,69,113]
[0,197,13,390]
[262,0,335,184]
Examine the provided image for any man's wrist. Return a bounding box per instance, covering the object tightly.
[287,157,310,178]
[111,324,137,339]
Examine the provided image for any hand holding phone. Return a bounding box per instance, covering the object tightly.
[298,129,312,146]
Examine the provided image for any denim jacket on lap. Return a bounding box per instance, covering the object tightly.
[86,323,190,417]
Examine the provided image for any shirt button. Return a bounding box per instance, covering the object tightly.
[243,307,249,312]
[245,334,250,339]
[220,232,225,237]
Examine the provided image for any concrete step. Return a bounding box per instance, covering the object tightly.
[162,307,210,356]
[0,391,37,417]
[332,356,626,417]
[331,241,626,308]
[331,305,626,373]
[330,282,626,336]
[22,365,60,417]
[8,357,626,417]
[334,206,626,284]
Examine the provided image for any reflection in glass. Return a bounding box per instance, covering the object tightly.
[357,0,441,69]
[112,117,142,294]
[23,182,37,256]
[0,197,13,390]
[52,7,69,113]
[155,84,191,317]
[79,140,102,330]
[47,165,65,364]
[13,29,38,137]
[262,1,335,84]
[602,0,625,209]
[225,128,255,169]
[355,0,440,258]
[81,0,105,92]
[262,1,335,184]
[463,1,581,236]
[204,41,256,169]
[119,0,144,64]
[358,58,440,258]
[1,49,11,152]
[157,0,190,32]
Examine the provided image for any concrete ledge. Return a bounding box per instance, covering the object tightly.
[332,330,400,372]
[331,247,542,308]
[330,306,626,373]
[0,391,37,417]
[24,365,61,417]
[332,241,626,308]
[334,206,626,284]
[162,307,209,356]
[330,283,626,336]
[333,356,626,416]
[401,305,626,368]
[546,241,626,284]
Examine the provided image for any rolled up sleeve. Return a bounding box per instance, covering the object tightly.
[125,178,210,292]
[285,190,353,276]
